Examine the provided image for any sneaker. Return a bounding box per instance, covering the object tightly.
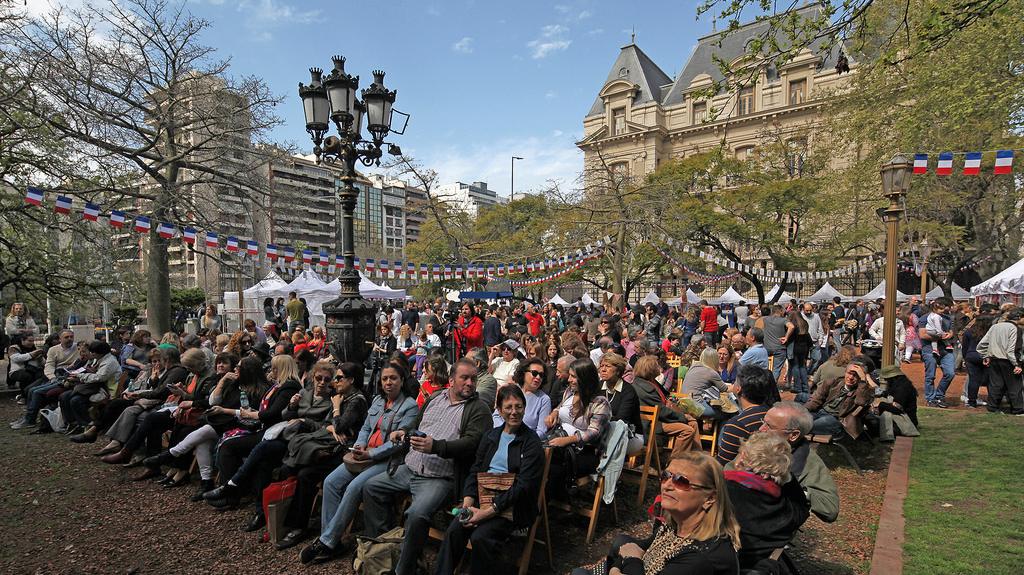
[966,401,978,408]
[960,393,969,404]
[976,399,988,406]
[9,420,31,430]
[935,399,949,408]
[927,400,948,409]
[1014,411,1024,417]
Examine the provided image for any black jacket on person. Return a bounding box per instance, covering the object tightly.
[878,374,919,427]
[603,379,643,434]
[727,476,810,569]
[257,378,303,430]
[612,522,739,575]
[483,316,503,347]
[461,423,544,529]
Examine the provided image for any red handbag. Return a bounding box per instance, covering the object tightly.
[262,476,297,518]
[262,476,298,543]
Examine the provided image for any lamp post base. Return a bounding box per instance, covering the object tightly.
[322,295,377,365]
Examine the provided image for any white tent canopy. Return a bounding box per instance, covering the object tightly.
[242,271,288,300]
[548,293,570,306]
[712,287,745,305]
[763,284,797,303]
[971,258,1024,296]
[581,294,598,307]
[324,272,407,301]
[861,280,910,302]
[807,282,848,303]
[927,282,971,301]
[641,291,661,305]
[685,289,701,304]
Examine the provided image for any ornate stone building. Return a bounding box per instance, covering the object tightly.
[578,6,852,181]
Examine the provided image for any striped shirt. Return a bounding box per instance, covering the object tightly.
[406,395,466,478]
[716,404,770,466]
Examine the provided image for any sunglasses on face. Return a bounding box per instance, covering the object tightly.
[660,470,712,491]
[314,376,332,383]
[527,369,544,378]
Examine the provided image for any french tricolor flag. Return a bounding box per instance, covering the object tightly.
[912,154,928,174]
[110,210,126,228]
[962,152,982,175]
[226,236,239,252]
[182,227,197,245]
[419,264,428,278]
[336,255,345,270]
[365,258,376,273]
[406,262,415,278]
[83,202,100,222]
[266,243,278,260]
[157,222,176,239]
[302,249,312,265]
[134,215,151,233]
[205,231,219,248]
[246,240,258,256]
[54,195,72,214]
[936,152,954,176]
[319,249,329,268]
[994,150,1014,174]
[354,257,362,271]
[283,247,295,262]
[25,186,44,206]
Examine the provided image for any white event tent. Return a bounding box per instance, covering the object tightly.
[860,280,910,302]
[641,291,661,305]
[242,271,288,309]
[971,258,1024,301]
[548,293,570,306]
[763,284,797,303]
[926,282,971,301]
[581,294,599,307]
[712,287,745,305]
[807,282,848,303]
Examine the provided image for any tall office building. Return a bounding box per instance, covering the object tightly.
[434,181,506,217]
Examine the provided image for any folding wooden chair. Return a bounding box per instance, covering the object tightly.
[697,416,721,457]
[624,405,662,506]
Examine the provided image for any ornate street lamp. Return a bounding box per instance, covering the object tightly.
[298,56,408,364]
[918,237,932,304]
[878,154,913,368]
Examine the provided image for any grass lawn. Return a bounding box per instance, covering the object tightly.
[903,409,1024,575]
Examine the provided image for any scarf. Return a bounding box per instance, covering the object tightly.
[724,470,781,498]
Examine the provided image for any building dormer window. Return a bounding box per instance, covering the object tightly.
[737,86,754,116]
[692,102,707,124]
[612,108,626,135]
[788,79,807,105]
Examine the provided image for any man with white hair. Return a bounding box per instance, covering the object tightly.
[757,400,840,523]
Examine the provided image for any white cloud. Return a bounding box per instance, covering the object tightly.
[577,10,591,20]
[587,28,604,36]
[238,0,320,24]
[554,4,570,13]
[424,135,583,197]
[544,91,557,100]
[452,37,474,54]
[527,24,572,59]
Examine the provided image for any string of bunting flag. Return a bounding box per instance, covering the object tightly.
[897,255,991,275]
[650,243,740,283]
[21,186,610,282]
[909,149,1017,176]
[504,250,602,287]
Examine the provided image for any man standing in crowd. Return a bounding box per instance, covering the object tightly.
[699,300,719,345]
[482,305,503,348]
[760,305,789,382]
[402,302,419,333]
[977,307,1024,415]
[922,297,956,408]
[802,302,825,372]
[360,359,490,575]
[285,291,305,332]
[524,304,544,338]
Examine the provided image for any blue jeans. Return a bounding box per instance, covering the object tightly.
[23,381,62,423]
[811,412,844,436]
[362,464,455,575]
[319,461,388,547]
[58,390,92,427]
[791,364,810,403]
[923,351,955,402]
[769,349,787,382]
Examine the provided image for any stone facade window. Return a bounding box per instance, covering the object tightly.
[692,102,707,124]
[612,108,626,135]
[737,86,754,116]
[788,79,807,105]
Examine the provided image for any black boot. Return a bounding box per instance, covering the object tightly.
[244,509,266,532]
[191,479,215,502]
[204,483,240,509]
[143,450,174,470]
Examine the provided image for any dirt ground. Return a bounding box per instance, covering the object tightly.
[1,355,956,575]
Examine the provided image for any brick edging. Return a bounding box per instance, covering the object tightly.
[869,436,913,575]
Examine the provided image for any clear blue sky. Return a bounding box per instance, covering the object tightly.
[32,0,723,196]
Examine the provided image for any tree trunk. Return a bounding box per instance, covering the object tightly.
[612,222,626,298]
[146,229,171,334]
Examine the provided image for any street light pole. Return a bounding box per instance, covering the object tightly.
[919,237,931,304]
[879,154,913,368]
[298,57,406,364]
[511,156,523,202]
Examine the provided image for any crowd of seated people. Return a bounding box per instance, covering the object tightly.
[3,298,864,574]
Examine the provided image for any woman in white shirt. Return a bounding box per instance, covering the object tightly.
[489,340,521,387]
[868,302,906,358]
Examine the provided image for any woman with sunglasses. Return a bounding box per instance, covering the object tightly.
[492,358,552,437]
[300,363,418,564]
[435,384,545,575]
[274,361,369,550]
[543,358,611,501]
[573,451,741,575]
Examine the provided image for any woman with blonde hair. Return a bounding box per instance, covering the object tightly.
[681,348,730,418]
[5,302,38,337]
[573,450,740,574]
[726,432,809,570]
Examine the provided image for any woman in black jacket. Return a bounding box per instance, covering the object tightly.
[434,384,544,575]
[597,352,643,453]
